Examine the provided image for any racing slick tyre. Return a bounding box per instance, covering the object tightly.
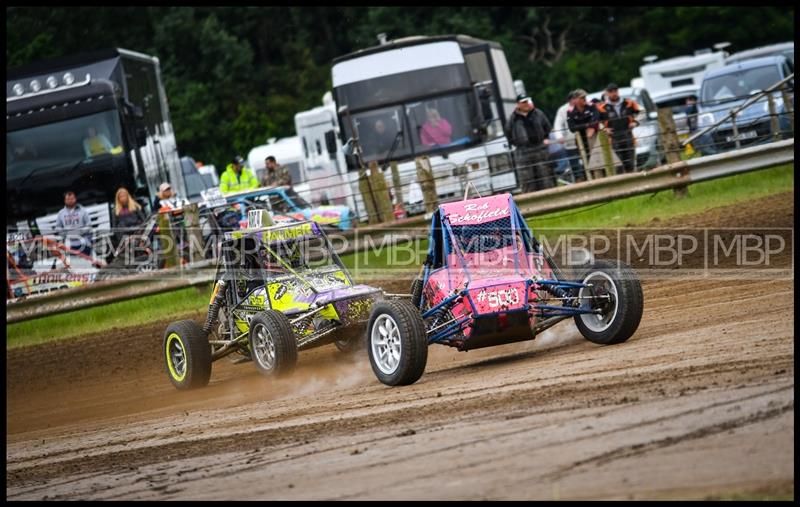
[163,320,212,390]
[249,310,298,377]
[367,300,428,386]
[574,259,643,345]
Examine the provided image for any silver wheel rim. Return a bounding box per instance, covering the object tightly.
[253,323,277,370]
[371,314,401,375]
[169,339,186,377]
[579,271,618,333]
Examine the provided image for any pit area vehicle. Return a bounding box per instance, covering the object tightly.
[365,193,644,386]
[163,218,384,389]
[224,186,354,231]
[694,55,794,155]
[7,233,105,300]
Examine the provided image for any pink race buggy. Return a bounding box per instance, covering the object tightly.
[365,193,644,386]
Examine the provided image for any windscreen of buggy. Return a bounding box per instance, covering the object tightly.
[446,217,519,255]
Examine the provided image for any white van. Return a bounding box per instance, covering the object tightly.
[247,137,306,190]
[294,93,357,209]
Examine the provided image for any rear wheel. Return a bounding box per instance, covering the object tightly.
[163,320,212,390]
[574,259,643,345]
[249,310,298,377]
[333,325,365,354]
[367,300,428,386]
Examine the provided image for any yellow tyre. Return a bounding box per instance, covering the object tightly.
[164,320,212,390]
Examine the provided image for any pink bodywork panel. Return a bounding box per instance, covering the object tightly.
[424,249,554,338]
[423,192,557,339]
[439,193,512,226]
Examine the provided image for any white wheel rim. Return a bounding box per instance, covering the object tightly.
[253,324,276,370]
[371,314,401,375]
[578,271,618,333]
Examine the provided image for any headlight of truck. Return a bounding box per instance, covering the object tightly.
[697,113,715,127]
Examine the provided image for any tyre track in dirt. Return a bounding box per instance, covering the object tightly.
[6,191,794,500]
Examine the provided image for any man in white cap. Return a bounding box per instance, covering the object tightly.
[152,182,178,211]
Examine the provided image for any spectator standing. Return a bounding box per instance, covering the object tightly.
[55,190,93,256]
[220,155,259,194]
[553,90,587,182]
[152,182,174,211]
[566,89,601,169]
[262,156,292,187]
[112,186,147,252]
[505,94,556,192]
[596,83,642,173]
[113,187,146,229]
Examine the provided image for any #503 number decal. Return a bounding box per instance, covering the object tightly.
[476,287,520,308]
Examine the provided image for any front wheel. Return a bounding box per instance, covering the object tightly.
[574,259,643,345]
[367,300,428,386]
[249,310,298,377]
[163,320,212,390]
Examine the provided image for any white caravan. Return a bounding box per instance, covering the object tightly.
[293,92,357,209]
[247,137,306,192]
[634,44,730,134]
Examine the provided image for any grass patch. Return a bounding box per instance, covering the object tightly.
[341,163,793,272]
[527,163,793,233]
[8,164,792,348]
[7,285,213,350]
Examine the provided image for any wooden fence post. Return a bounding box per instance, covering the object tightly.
[598,128,616,177]
[370,161,394,222]
[156,212,179,268]
[575,133,591,180]
[658,106,688,198]
[358,161,393,224]
[358,164,378,224]
[415,156,438,215]
[390,160,403,209]
[780,88,794,135]
[183,203,204,264]
[768,94,781,142]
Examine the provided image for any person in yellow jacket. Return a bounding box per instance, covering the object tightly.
[220,155,259,194]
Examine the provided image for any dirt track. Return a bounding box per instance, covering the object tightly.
[6,192,794,500]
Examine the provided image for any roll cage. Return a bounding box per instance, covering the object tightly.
[416,194,603,346]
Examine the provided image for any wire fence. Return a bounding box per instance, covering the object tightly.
[282,106,793,225]
[6,84,794,296]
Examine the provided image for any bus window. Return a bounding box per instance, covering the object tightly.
[345,106,409,163]
[407,95,476,153]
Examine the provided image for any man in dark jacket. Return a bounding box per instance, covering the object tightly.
[505,94,556,192]
[567,89,601,169]
[597,83,642,173]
